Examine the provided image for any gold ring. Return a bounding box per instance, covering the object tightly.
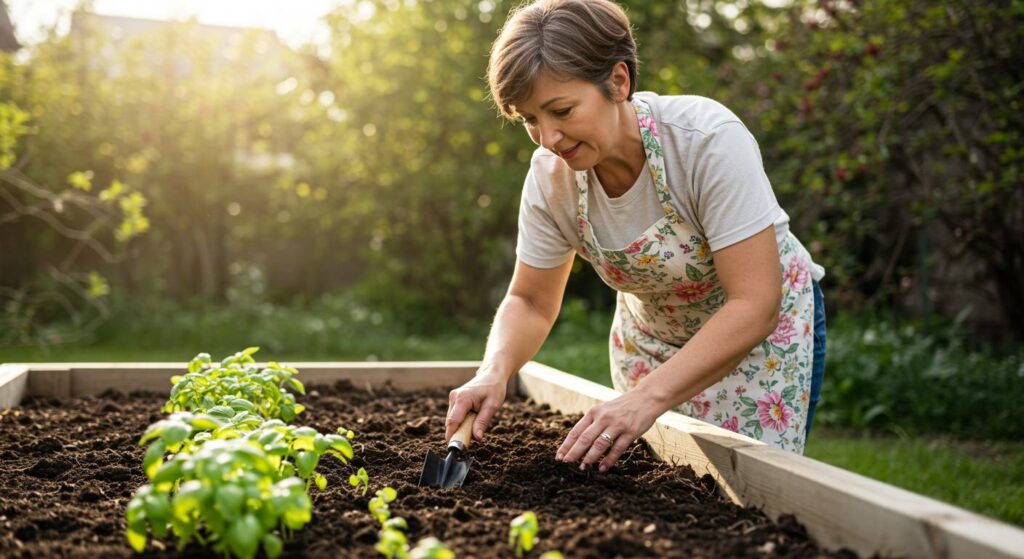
[599,432,614,443]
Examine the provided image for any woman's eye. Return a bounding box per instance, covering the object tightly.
[553,108,572,118]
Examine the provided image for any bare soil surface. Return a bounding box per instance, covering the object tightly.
[0,381,857,558]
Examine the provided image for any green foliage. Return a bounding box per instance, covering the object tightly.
[0,101,29,169]
[126,350,357,558]
[819,313,1024,439]
[165,347,307,422]
[350,466,371,495]
[508,512,538,557]
[127,440,312,559]
[367,486,455,559]
[369,486,398,525]
[5,0,1023,339]
[696,0,1024,334]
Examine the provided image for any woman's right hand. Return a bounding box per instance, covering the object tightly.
[445,367,508,443]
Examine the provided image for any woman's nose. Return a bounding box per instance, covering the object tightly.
[537,123,564,151]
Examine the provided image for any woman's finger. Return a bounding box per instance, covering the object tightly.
[561,420,604,464]
[579,429,618,468]
[555,413,593,461]
[598,435,633,472]
[445,397,472,442]
[472,399,500,440]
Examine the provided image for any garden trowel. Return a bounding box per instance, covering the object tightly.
[418,412,476,488]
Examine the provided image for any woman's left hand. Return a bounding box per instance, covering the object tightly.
[555,389,664,472]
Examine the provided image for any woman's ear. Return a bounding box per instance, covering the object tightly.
[610,61,631,102]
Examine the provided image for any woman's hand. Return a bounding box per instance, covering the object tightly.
[555,389,663,472]
[445,368,508,443]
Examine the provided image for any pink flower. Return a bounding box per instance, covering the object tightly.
[637,115,660,138]
[611,331,623,350]
[689,393,711,419]
[600,260,631,285]
[721,416,739,432]
[734,386,747,396]
[756,391,793,432]
[628,361,651,382]
[625,237,647,255]
[770,313,797,346]
[783,256,809,290]
[671,281,714,303]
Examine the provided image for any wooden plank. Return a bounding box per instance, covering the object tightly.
[25,365,72,398]
[18,362,481,397]
[0,364,29,409]
[515,361,1024,559]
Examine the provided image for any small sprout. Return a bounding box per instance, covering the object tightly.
[410,537,455,559]
[539,553,565,559]
[375,526,409,559]
[369,486,398,524]
[350,467,370,495]
[509,511,539,557]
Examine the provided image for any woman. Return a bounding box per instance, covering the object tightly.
[446,0,826,472]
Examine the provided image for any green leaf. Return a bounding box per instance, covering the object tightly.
[685,263,703,281]
[126,528,147,553]
[296,451,319,478]
[227,514,262,559]
[229,398,256,412]
[780,384,797,402]
[143,440,167,479]
[262,533,284,559]
[315,473,327,491]
[152,459,184,485]
[161,422,189,446]
[216,484,245,518]
[172,480,210,521]
[285,376,306,395]
[189,414,221,430]
[328,435,354,460]
[144,495,171,539]
[292,427,318,438]
[313,435,331,454]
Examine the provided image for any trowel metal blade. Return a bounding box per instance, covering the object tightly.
[418,450,474,488]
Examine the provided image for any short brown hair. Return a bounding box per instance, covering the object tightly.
[487,0,638,120]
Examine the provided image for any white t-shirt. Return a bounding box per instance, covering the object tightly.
[515,91,825,281]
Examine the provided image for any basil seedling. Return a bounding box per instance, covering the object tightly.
[509,511,539,557]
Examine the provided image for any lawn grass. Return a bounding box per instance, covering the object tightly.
[2,308,1021,528]
[805,431,1024,527]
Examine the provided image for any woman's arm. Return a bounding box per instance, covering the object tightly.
[634,226,781,410]
[556,226,782,470]
[445,255,574,442]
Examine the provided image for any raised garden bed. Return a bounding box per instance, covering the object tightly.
[1,362,1022,558]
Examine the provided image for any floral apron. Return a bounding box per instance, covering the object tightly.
[575,98,817,454]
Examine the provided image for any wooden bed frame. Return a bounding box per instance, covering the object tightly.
[1,361,1021,559]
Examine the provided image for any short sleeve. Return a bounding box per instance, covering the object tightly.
[515,166,575,268]
[692,121,783,252]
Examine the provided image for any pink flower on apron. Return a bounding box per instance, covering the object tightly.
[757,391,794,432]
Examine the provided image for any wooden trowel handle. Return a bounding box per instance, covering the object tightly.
[449,412,477,451]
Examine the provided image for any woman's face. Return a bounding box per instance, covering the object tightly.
[511,68,628,171]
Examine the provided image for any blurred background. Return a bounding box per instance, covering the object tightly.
[1,0,1021,526]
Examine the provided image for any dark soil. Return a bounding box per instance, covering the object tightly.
[0,381,857,558]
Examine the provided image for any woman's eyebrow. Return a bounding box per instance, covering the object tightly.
[540,96,568,110]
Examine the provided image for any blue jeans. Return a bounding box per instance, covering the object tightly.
[806,281,827,440]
